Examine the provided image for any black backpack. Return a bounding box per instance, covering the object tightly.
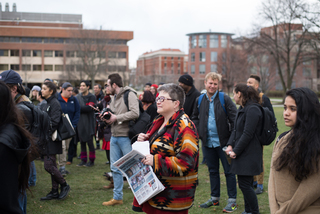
[123,90,151,142]
[254,104,278,145]
[23,102,51,155]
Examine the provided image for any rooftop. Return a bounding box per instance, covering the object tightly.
[186,32,234,36]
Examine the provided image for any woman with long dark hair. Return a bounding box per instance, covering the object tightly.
[0,81,33,213]
[269,87,320,213]
[225,83,263,214]
[40,81,70,201]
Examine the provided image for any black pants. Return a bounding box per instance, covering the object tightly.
[44,155,66,189]
[67,137,77,162]
[238,175,260,214]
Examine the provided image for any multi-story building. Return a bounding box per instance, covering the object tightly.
[136,48,187,87]
[186,32,233,90]
[0,3,133,86]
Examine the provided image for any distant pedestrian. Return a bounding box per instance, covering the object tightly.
[141,90,158,123]
[150,84,158,97]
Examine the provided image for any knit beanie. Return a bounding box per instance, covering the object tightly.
[178,74,193,86]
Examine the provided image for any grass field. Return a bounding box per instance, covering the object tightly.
[26,107,289,214]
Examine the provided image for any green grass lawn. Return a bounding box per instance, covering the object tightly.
[27,107,289,213]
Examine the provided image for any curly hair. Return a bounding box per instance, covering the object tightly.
[274,87,320,181]
[234,83,260,106]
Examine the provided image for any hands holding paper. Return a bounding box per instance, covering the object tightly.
[141,154,154,166]
[137,133,150,142]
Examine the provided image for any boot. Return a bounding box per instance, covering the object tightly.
[40,188,59,200]
[103,180,114,189]
[58,182,70,200]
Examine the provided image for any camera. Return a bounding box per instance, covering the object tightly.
[100,108,114,120]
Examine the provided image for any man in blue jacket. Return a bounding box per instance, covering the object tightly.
[57,82,80,176]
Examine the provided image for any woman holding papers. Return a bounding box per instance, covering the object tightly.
[268,88,320,213]
[132,83,199,214]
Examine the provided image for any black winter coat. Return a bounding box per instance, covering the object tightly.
[184,86,200,117]
[0,124,30,214]
[191,91,237,148]
[227,101,263,176]
[40,95,62,155]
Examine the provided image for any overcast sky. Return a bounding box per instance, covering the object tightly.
[4,0,267,68]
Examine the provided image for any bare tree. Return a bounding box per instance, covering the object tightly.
[245,0,317,96]
[216,48,248,94]
[62,29,122,86]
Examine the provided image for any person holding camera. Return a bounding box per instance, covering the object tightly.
[101,73,139,206]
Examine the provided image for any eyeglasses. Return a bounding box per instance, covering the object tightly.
[104,84,109,88]
[155,96,176,103]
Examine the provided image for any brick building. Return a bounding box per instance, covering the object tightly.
[186,32,233,91]
[136,48,187,87]
[0,3,133,86]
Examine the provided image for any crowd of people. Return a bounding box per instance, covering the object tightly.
[1,69,320,214]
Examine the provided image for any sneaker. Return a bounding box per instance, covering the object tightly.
[199,198,219,208]
[102,198,123,206]
[77,161,86,166]
[223,202,238,213]
[60,169,70,177]
[103,181,114,189]
[255,187,263,195]
[66,161,72,165]
[77,155,81,159]
[85,161,94,167]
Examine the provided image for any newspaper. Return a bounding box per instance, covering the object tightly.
[113,143,165,205]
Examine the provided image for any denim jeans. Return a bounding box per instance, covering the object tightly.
[203,146,237,199]
[28,161,36,186]
[110,136,132,200]
[18,191,27,214]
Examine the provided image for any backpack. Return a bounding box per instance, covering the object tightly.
[197,92,227,115]
[197,91,231,131]
[23,102,51,155]
[123,90,151,142]
[254,104,278,146]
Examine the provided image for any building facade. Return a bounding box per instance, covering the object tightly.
[0,3,133,86]
[186,32,233,90]
[136,49,187,87]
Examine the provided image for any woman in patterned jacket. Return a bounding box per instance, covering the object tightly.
[132,83,199,214]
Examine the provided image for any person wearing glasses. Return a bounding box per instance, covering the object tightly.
[132,83,199,213]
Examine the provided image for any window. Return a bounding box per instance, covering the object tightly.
[118,66,126,71]
[222,52,226,62]
[44,65,53,71]
[191,53,195,62]
[108,52,117,58]
[22,50,31,57]
[191,65,195,74]
[303,67,311,77]
[221,35,227,48]
[303,57,312,65]
[211,52,217,62]
[164,62,167,67]
[211,64,217,72]
[171,63,174,68]
[261,67,269,76]
[210,35,219,48]
[164,57,167,60]
[171,57,174,60]
[261,55,269,63]
[199,64,206,74]
[10,50,19,56]
[33,65,42,71]
[65,65,75,71]
[55,65,63,71]
[22,64,31,71]
[0,64,9,70]
[77,51,85,58]
[66,51,75,57]
[9,37,20,43]
[191,36,197,48]
[276,81,283,90]
[98,51,106,58]
[55,51,63,57]
[107,65,116,71]
[88,51,95,58]
[199,35,207,48]
[0,50,9,56]
[44,50,53,57]
[118,52,126,58]
[33,50,41,57]
[178,57,180,60]
[247,55,255,64]
[21,37,32,43]
[10,64,20,70]
[199,52,206,62]
[76,65,83,71]
[178,63,180,67]
[222,65,226,74]
[250,66,257,74]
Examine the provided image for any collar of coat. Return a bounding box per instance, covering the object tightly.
[148,109,185,134]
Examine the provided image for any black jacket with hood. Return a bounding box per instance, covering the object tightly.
[0,124,30,214]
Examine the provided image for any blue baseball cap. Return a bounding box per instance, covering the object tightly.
[0,69,22,84]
